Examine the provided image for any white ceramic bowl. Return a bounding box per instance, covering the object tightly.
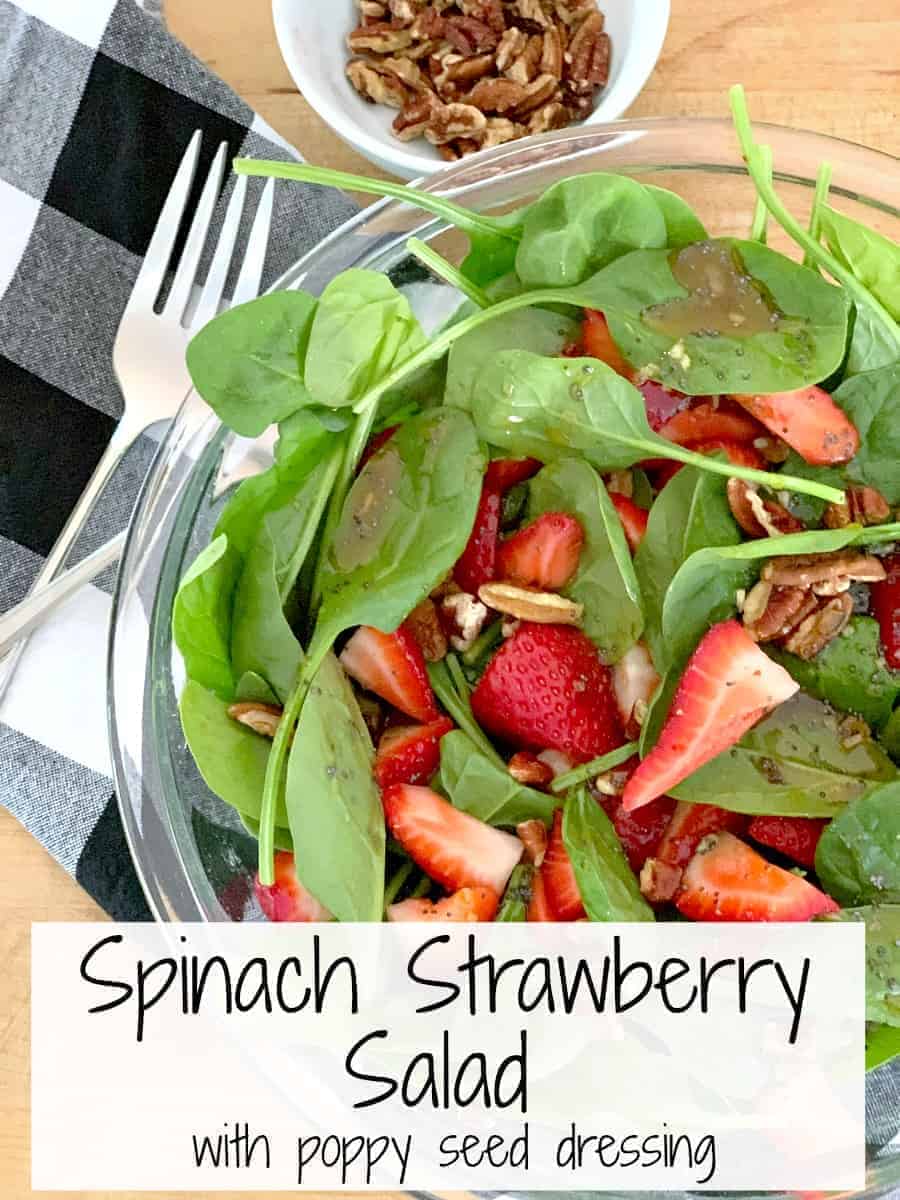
[272,0,670,178]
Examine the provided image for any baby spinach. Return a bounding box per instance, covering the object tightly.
[562,788,653,922]
[865,1022,900,1072]
[172,535,237,701]
[831,363,900,503]
[527,457,643,663]
[819,905,900,1027]
[285,651,384,922]
[643,184,708,246]
[235,671,279,705]
[438,730,556,827]
[496,864,535,922]
[767,616,900,730]
[879,708,900,764]
[669,693,897,817]
[845,305,899,378]
[634,466,740,671]
[814,780,900,906]
[186,291,317,436]
[819,205,900,323]
[303,270,426,410]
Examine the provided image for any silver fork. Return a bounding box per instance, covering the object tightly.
[0,133,274,697]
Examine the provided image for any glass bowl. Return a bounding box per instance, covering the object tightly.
[108,117,899,1196]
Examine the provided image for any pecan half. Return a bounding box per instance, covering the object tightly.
[444,13,499,53]
[347,21,414,53]
[743,583,818,642]
[541,25,565,75]
[823,485,891,529]
[227,701,282,739]
[478,581,583,624]
[411,8,446,37]
[443,50,496,84]
[460,0,506,32]
[464,76,526,112]
[565,10,610,89]
[516,816,550,864]
[405,597,448,661]
[482,116,525,147]
[495,26,528,71]
[388,0,425,20]
[726,478,804,538]
[781,593,854,660]
[346,58,410,106]
[553,0,597,25]
[393,91,441,139]
[762,550,887,587]
[359,1,388,20]
[510,754,554,788]
[506,34,544,84]
[380,54,430,89]
[513,0,552,28]
[424,100,488,143]
[513,72,559,114]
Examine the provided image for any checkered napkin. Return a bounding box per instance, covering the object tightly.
[0,0,356,918]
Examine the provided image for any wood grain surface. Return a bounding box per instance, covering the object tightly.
[1,1,897,1197]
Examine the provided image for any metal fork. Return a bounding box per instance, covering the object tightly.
[0,133,274,697]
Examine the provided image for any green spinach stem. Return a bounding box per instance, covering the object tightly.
[383,859,415,910]
[749,144,772,243]
[551,741,640,794]
[407,237,491,309]
[462,619,503,665]
[426,660,506,769]
[804,161,833,269]
[445,652,471,699]
[278,444,344,604]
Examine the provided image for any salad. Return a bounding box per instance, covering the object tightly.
[173,88,899,1068]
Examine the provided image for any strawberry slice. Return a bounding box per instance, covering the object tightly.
[454,483,503,594]
[374,717,453,790]
[496,512,584,589]
[609,493,648,554]
[747,815,828,870]
[610,794,677,874]
[612,641,660,737]
[731,387,859,466]
[358,424,398,472]
[526,867,556,921]
[339,624,439,722]
[471,622,624,763]
[657,399,765,447]
[485,458,541,491]
[542,809,585,920]
[581,310,635,379]
[870,552,900,669]
[254,852,333,922]
[676,831,839,921]
[640,380,690,431]
[622,620,799,811]
[383,783,522,894]
[657,801,748,872]
[388,886,499,922]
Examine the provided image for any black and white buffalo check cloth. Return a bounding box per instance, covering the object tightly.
[0,0,355,918]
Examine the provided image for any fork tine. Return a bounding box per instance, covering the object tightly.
[231,178,275,306]
[190,174,248,330]
[163,140,228,325]
[125,130,202,312]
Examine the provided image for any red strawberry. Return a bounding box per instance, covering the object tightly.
[676,831,839,921]
[609,493,648,554]
[358,425,398,472]
[339,624,439,722]
[454,483,502,594]
[581,309,635,379]
[471,623,624,763]
[612,641,660,738]
[485,458,541,491]
[388,886,499,922]
[374,717,453,790]
[731,387,859,466]
[640,380,690,431]
[747,815,828,870]
[541,810,585,919]
[383,784,522,894]
[657,801,749,872]
[526,867,556,921]
[611,794,677,874]
[622,620,798,811]
[496,512,584,589]
[870,552,900,669]
[254,852,332,922]
[657,399,765,447]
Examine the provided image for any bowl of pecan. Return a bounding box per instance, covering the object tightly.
[273,0,670,177]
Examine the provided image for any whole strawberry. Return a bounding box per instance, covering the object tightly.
[471,622,623,763]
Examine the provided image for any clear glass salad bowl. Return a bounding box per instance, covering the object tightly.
[108,116,899,1198]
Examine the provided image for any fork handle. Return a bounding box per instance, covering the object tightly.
[0,417,141,707]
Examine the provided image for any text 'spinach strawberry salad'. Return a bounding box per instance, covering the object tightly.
[174,88,900,1069]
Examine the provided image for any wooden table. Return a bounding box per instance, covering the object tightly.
[1,2,897,1197]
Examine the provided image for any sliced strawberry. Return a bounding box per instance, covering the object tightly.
[581,310,634,379]
[471,623,624,763]
[609,493,648,554]
[611,794,677,873]
[612,641,660,738]
[870,552,900,669]
[496,511,584,589]
[388,886,499,922]
[657,801,749,872]
[374,717,453,790]
[526,867,556,921]
[339,624,439,722]
[747,815,829,870]
[657,399,765,447]
[485,458,541,491]
[731,387,859,466]
[358,425,398,472]
[383,783,522,894]
[542,810,585,920]
[690,439,765,469]
[640,380,690,431]
[622,620,799,811]
[454,482,503,594]
[676,831,839,921]
[254,852,332,922]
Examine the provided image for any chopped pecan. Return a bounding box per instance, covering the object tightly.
[528,99,570,133]
[460,0,506,32]
[347,21,414,53]
[406,597,448,661]
[553,0,597,25]
[388,0,425,20]
[380,55,430,89]
[823,486,891,529]
[640,858,682,905]
[495,26,528,71]
[726,478,805,538]
[346,59,409,107]
[762,550,887,587]
[781,593,854,660]
[440,590,490,649]
[594,766,630,796]
[443,51,496,84]
[227,701,282,739]
[541,25,565,75]
[424,100,487,143]
[512,0,552,29]
[411,8,446,37]
[464,76,526,112]
[482,116,525,147]
[565,11,610,89]
[478,581,583,624]
[506,34,544,84]
[359,1,388,20]
[516,816,550,864]
[743,583,819,642]
[513,72,559,114]
[510,754,554,789]
[393,92,440,139]
[443,14,500,53]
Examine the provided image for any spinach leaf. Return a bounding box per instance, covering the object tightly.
[285,651,384,922]
[514,173,668,288]
[445,308,578,413]
[303,270,426,410]
[172,535,237,700]
[866,1022,900,1071]
[562,788,654,921]
[496,864,534,922]
[814,781,900,906]
[879,708,900,763]
[439,730,556,827]
[669,693,897,816]
[819,905,900,1026]
[427,660,504,768]
[819,206,900,323]
[527,457,643,663]
[179,680,287,826]
[241,814,294,853]
[633,467,739,671]
[845,305,899,378]
[830,363,900,503]
[643,184,708,247]
[235,671,280,705]
[767,616,900,730]
[186,291,317,436]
